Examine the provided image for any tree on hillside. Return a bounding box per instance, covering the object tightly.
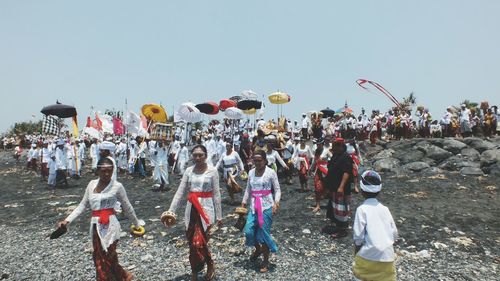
[9,120,43,136]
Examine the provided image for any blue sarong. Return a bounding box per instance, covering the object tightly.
[244,208,278,253]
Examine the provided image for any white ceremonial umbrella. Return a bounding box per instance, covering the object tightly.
[177,102,203,123]
[224,107,244,120]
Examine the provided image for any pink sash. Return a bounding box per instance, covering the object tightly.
[252,190,272,228]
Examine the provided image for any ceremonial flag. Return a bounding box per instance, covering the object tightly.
[42,115,61,136]
[113,117,125,135]
[94,113,102,131]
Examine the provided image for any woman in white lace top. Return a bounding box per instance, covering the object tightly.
[164,144,222,281]
[242,150,281,273]
[58,157,141,281]
[215,141,244,204]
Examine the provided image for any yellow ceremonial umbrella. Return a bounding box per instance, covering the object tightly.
[243,108,257,115]
[141,104,168,123]
[268,91,291,121]
[268,91,291,105]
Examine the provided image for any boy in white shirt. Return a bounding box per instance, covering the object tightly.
[353,170,398,281]
[47,155,57,189]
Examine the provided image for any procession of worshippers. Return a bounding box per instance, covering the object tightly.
[7,100,500,280]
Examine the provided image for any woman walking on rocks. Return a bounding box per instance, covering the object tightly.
[310,138,331,212]
[163,144,222,281]
[57,157,142,281]
[292,137,313,192]
[265,142,289,173]
[215,141,244,204]
[242,150,281,273]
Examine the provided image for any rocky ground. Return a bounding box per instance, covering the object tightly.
[0,137,499,281]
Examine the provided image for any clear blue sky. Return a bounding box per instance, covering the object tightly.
[1,1,499,132]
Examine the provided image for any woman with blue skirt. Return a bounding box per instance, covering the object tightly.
[241,150,281,273]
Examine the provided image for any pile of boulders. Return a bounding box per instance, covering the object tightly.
[364,137,500,177]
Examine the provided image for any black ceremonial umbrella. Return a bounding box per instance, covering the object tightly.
[320,107,335,118]
[237,100,262,110]
[195,102,220,115]
[41,102,77,118]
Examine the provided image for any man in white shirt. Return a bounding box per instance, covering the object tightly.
[27,143,38,171]
[115,139,128,173]
[353,170,398,281]
[138,139,149,176]
[168,136,181,167]
[40,141,51,180]
[152,140,169,192]
[77,139,85,167]
[55,140,68,187]
[89,139,99,172]
[301,114,310,140]
[459,104,472,137]
[66,141,79,178]
[174,142,189,175]
[204,134,217,166]
[441,107,453,137]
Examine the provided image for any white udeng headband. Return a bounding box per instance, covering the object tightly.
[360,181,382,193]
[97,164,114,168]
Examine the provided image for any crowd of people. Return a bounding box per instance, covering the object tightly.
[4,101,499,280]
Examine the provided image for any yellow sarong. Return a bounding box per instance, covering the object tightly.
[353,255,396,281]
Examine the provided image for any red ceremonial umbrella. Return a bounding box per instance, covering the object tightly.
[219,99,236,111]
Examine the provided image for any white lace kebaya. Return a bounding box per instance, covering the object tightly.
[168,166,222,231]
[65,179,140,251]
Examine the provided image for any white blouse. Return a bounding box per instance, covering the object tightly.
[242,167,281,213]
[168,166,222,230]
[266,150,287,167]
[215,150,244,179]
[65,179,140,251]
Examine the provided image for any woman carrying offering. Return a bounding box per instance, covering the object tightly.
[57,157,142,281]
[292,137,313,192]
[242,150,281,273]
[265,142,289,173]
[163,145,222,281]
[310,138,331,212]
[215,141,245,204]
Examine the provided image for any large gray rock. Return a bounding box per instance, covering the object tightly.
[460,148,480,161]
[387,140,418,150]
[417,144,453,161]
[402,162,430,172]
[428,138,445,147]
[442,139,467,154]
[373,158,400,172]
[487,163,500,177]
[393,149,425,164]
[438,155,463,170]
[439,155,480,171]
[422,167,444,175]
[365,145,384,158]
[480,149,500,165]
[421,157,437,167]
[462,137,495,152]
[459,167,484,176]
[372,149,395,160]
